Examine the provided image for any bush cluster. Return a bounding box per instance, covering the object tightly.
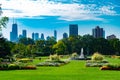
[49,54,60,61]
[101,64,120,70]
[0,62,36,70]
[18,58,33,63]
[36,60,70,67]
[91,52,104,61]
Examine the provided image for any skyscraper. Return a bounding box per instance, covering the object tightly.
[41,33,44,40]
[32,32,35,40]
[92,26,105,38]
[34,33,39,40]
[63,32,68,39]
[10,23,18,42]
[69,24,78,37]
[54,30,57,41]
[22,30,27,38]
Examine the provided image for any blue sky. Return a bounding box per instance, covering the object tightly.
[1,0,120,40]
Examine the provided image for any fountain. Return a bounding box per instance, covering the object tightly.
[79,48,85,59]
[70,48,91,60]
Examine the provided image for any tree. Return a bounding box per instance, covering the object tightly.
[109,39,120,55]
[0,38,12,58]
[81,34,94,55]
[0,5,9,36]
[18,37,34,45]
[11,43,26,58]
[53,40,66,55]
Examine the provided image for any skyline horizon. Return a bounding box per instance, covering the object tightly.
[1,0,120,40]
[3,20,119,41]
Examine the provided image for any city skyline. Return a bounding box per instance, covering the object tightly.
[1,0,120,40]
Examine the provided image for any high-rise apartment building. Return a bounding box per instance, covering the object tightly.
[92,26,105,38]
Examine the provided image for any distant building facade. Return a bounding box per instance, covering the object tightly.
[69,24,78,37]
[54,30,57,41]
[41,33,44,40]
[10,23,18,42]
[63,32,68,39]
[34,33,39,40]
[22,30,27,38]
[32,32,35,40]
[92,26,105,38]
[107,34,116,40]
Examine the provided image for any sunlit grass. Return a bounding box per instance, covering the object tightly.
[0,57,120,80]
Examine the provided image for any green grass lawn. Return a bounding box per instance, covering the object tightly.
[0,58,120,80]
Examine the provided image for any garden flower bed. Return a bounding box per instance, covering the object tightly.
[36,60,70,67]
[101,64,120,70]
[86,60,108,67]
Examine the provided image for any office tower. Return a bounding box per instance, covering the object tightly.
[54,30,57,41]
[34,33,39,40]
[41,33,44,40]
[32,32,35,40]
[69,24,78,37]
[10,23,18,42]
[63,32,68,39]
[92,26,105,38]
[22,30,27,38]
[107,34,116,40]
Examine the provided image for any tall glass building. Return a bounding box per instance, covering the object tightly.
[54,30,57,41]
[10,23,18,42]
[69,24,78,37]
[41,33,44,40]
[22,30,27,38]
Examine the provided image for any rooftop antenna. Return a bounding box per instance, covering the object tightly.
[13,17,17,24]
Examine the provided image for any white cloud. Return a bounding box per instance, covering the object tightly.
[0,0,117,21]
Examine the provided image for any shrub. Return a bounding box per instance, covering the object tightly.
[18,58,33,63]
[71,52,78,58]
[92,52,104,61]
[0,63,8,70]
[21,65,37,70]
[49,54,60,61]
[8,64,20,70]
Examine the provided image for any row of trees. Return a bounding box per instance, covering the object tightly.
[56,35,120,55]
[1,35,120,58]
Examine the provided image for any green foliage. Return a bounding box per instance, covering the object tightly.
[0,16,9,31]
[49,54,60,61]
[0,63,8,69]
[91,52,104,61]
[19,37,34,45]
[53,40,66,55]
[8,64,19,70]
[0,37,12,57]
[71,52,78,58]
[18,58,33,63]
